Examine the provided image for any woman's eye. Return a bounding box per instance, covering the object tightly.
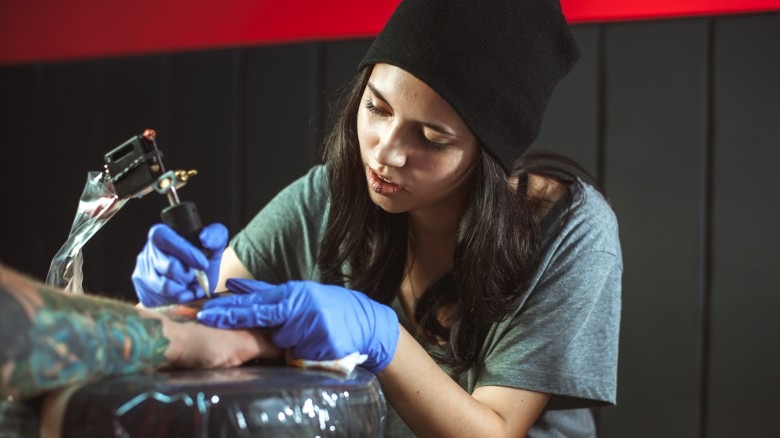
[363,99,389,117]
[421,133,449,150]
[426,140,448,150]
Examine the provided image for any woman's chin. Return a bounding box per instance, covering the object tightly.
[368,190,408,214]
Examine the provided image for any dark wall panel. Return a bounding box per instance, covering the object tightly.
[0,67,43,277]
[169,50,243,234]
[709,14,780,437]
[534,24,601,179]
[243,44,321,219]
[599,19,708,437]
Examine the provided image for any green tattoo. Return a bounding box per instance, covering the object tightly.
[1,268,169,400]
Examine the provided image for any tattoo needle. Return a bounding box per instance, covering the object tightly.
[195,270,211,298]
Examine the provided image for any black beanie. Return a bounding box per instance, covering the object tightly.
[359,0,580,174]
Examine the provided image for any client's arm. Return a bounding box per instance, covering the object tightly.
[0,264,281,401]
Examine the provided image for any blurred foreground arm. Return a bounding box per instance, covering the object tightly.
[0,264,280,401]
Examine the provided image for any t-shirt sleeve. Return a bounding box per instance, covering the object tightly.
[229,165,329,283]
[475,186,622,409]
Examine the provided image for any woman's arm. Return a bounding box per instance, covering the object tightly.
[0,264,281,401]
[215,246,255,292]
[197,278,550,437]
[378,327,549,437]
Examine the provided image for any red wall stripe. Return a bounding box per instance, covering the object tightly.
[1,0,779,64]
[562,0,780,21]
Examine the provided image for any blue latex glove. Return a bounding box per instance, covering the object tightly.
[132,223,228,307]
[197,279,400,373]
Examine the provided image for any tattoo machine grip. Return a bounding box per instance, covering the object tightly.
[160,201,212,258]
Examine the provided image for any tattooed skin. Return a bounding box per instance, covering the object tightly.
[0,266,169,400]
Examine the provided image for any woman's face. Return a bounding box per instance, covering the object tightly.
[357,63,479,216]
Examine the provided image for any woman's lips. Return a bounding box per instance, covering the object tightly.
[368,168,403,195]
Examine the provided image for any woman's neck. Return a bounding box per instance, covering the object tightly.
[408,212,459,246]
[407,180,470,243]
[405,207,461,293]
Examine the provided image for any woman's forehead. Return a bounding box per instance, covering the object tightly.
[367,63,472,134]
[367,64,434,97]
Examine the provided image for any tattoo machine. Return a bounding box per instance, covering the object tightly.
[103,129,212,296]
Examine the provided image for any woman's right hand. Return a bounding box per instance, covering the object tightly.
[132,223,228,307]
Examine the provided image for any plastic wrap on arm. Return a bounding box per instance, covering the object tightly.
[60,366,386,437]
[46,171,128,293]
[0,399,40,437]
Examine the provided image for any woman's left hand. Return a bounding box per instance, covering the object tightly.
[197,279,399,373]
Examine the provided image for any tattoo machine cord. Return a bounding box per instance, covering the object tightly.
[46,129,209,295]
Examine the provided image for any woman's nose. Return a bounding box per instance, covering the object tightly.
[373,124,407,168]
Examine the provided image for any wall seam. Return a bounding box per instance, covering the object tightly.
[32,65,46,278]
[595,24,608,188]
[234,49,248,230]
[163,54,174,160]
[697,17,716,438]
[314,43,326,163]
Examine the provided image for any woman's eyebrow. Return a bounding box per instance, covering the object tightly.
[367,82,458,138]
[422,121,457,138]
[367,83,388,103]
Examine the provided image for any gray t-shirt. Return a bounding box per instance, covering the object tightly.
[231,164,622,437]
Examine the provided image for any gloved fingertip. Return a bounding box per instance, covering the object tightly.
[176,291,197,304]
[200,223,229,252]
[148,223,173,241]
[196,310,217,326]
[198,308,243,329]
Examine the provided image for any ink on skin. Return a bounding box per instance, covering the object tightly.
[0,269,169,400]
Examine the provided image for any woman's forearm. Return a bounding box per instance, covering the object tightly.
[377,326,549,437]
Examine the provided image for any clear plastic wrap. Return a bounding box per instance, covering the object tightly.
[0,398,40,437]
[59,366,386,437]
[45,171,128,293]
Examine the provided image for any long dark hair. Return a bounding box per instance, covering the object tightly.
[318,67,597,373]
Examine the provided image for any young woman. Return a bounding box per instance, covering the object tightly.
[133,0,622,436]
